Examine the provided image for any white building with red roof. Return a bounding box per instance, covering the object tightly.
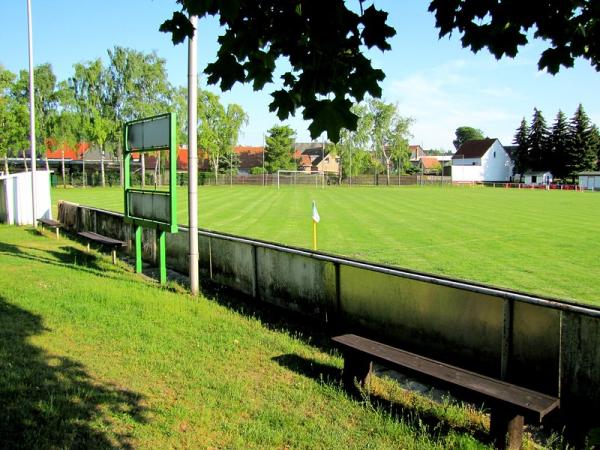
[451,138,513,183]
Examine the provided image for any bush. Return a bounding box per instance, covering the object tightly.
[250,166,267,175]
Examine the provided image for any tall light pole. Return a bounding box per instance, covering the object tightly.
[188,15,199,295]
[27,0,37,223]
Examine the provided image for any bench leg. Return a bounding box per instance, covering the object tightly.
[112,249,116,265]
[490,408,524,450]
[55,228,59,240]
[87,242,90,253]
[342,352,372,394]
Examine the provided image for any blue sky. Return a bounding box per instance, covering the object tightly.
[1,0,599,150]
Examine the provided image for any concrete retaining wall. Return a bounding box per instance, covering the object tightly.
[57,201,600,425]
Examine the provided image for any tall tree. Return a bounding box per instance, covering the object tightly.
[528,109,549,172]
[429,1,600,74]
[105,47,172,185]
[47,111,80,187]
[70,59,114,187]
[548,111,570,180]
[11,64,59,160]
[515,121,527,178]
[453,126,484,150]
[161,1,395,142]
[368,98,413,185]
[566,104,596,180]
[591,125,600,170]
[330,103,373,183]
[264,125,296,172]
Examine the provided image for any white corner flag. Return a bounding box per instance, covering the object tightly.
[312,200,319,251]
[312,200,320,223]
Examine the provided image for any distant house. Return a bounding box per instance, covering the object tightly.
[451,138,513,183]
[294,143,339,174]
[523,171,553,185]
[234,146,264,174]
[409,145,425,162]
[419,156,442,174]
[578,171,600,190]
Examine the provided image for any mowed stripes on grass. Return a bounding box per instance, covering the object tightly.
[52,185,600,306]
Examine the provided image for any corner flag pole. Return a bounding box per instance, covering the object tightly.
[312,200,320,251]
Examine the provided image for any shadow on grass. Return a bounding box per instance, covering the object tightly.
[0,239,126,280]
[201,284,490,445]
[200,280,336,353]
[0,297,148,449]
[272,353,490,446]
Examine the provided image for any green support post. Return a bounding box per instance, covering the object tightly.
[135,225,142,273]
[158,230,166,284]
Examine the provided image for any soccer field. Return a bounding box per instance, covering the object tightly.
[51,185,600,306]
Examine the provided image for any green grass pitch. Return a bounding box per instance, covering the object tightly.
[51,185,600,306]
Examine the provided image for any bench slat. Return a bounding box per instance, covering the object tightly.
[37,218,61,228]
[333,334,559,420]
[78,231,125,247]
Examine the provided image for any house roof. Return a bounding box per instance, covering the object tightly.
[420,157,440,169]
[298,155,312,167]
[452,138,497,159]
[578,171,600,176]
[234,146,264,169]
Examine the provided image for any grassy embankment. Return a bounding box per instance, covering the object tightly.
[52,185,600,306]
[1,225,503,448]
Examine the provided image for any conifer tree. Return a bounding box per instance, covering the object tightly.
[588,124,600,170]
[528,108,549,172]
[549,110,570,180]
[512,118,529,178]
[567,104,596,180]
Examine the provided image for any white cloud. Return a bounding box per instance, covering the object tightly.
[387,60,522,149]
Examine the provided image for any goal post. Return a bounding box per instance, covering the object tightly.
[276,170,325,188]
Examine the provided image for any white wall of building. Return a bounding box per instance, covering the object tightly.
[480,140,513,182]
[451,140,512,182]
[451,161,483,182]
[524,172,553,185]
[0,171,52,225]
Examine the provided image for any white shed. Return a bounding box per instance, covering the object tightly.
[0,171,52,225]
[578,171,600,191]
[524,171,553,185]
[451,138,513,183]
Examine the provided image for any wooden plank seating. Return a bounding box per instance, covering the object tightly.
[332,334,559,450]
[77,231,126,265]
[37,217,62,239]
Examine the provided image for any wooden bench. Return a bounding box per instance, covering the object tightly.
[332,334,559,450]
[37,218,62,239]
[78,231,126,264]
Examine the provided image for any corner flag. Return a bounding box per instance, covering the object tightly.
[312,200,319,250]
[312,201,320,223]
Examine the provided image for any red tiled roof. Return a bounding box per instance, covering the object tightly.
[298,155,312,167]
[46,142,89,160]
[234,146,264,169]
[420,157,441,169]
[453,138,497,159]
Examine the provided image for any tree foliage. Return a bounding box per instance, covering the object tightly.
[548,111,570,180]
[368,98,412,185]
[264,125,296,172]
[453,126,484,150]
[512,119,529,178]
[528,109,549,171]
[197,90,247,178]
[513,105,599,180]
[567,104,596,177]
[160,0,395,142]
[429,0,600,74]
